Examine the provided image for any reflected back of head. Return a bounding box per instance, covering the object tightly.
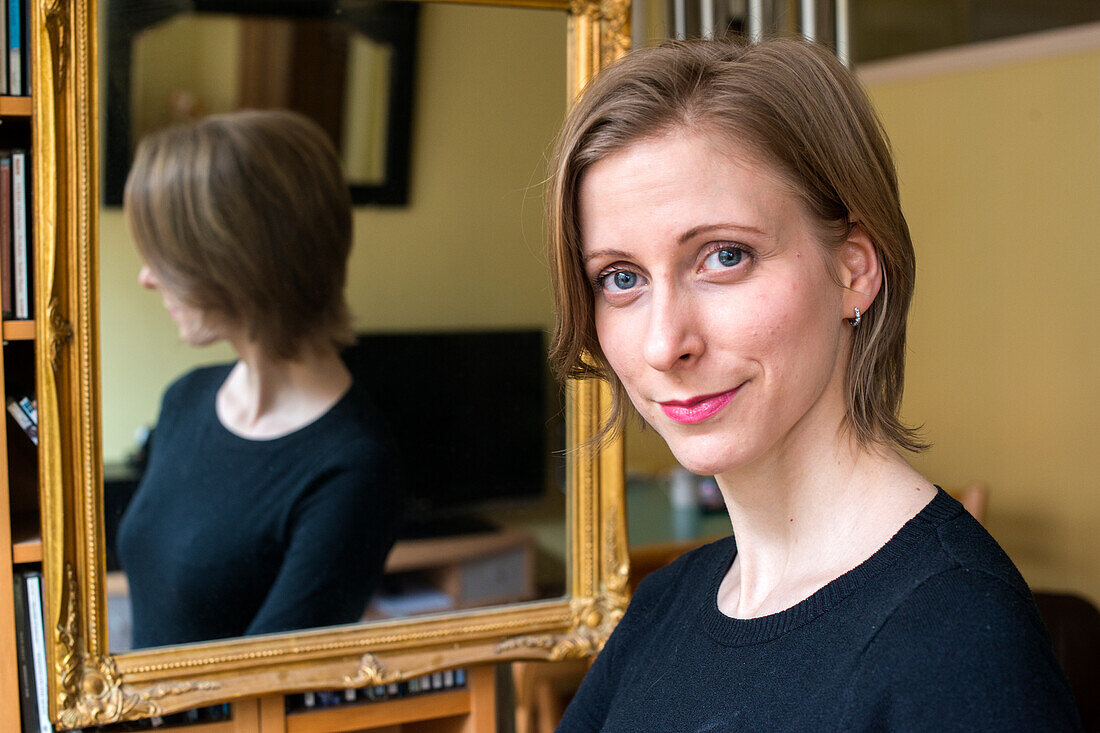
[124,109,354,359]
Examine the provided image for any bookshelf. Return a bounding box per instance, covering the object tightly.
[0,88,35,733]
[0,9,37,733]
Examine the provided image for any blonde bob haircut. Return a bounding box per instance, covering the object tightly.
[548,37,925,452]
[124,109,354,360]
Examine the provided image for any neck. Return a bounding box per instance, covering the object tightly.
[713,386,932,619]
[218,337,352,438]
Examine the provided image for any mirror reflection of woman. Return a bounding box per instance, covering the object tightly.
[117,110,397,648]
[550,40,1080,729]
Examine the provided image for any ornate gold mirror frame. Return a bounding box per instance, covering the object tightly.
[34,0,630,726]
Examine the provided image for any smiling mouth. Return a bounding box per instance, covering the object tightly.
[659,385,743,424]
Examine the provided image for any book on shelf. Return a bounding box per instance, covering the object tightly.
[6,0,21,96]
[13,569,52,733]
[19,395,35,423]
[5,386,38,522]
[7,394,36,445]
[0,0,7,96]
[25,573,51,733]
[12,149,29,319]
[12,569,35,732]
[1,153,11,317]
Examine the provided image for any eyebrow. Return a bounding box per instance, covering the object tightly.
[582,222,767,265]
[582,248,632,265]
[677,222,767,243]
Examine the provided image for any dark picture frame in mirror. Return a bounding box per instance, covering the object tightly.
[102,0,418,207]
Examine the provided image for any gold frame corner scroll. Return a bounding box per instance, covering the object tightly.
[34,0,631,726]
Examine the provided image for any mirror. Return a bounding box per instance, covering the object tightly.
[100,0,569,653]
[39,0,628,725]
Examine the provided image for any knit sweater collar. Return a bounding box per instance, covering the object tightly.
[700,487,963,647]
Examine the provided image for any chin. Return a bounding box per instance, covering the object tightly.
[180,329,221,348]
[654,424,761,478]
[669,452,743,478]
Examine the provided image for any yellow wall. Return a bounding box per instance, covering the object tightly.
[131,16,240,138]
[624,32,1100,605]
[100,4,566,462]
[864,41,1100,605]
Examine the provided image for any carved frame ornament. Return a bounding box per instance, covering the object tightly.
[34,0,631,725]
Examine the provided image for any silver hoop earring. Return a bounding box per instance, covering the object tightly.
[849,307,861,327]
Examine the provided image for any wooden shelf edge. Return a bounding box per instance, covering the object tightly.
[0,96,31,117]
[2,320,35,341]
[12,538,41,564]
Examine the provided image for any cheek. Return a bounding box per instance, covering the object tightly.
[593,307,655,415]
[715,274,839,367]
[593,309,632,378]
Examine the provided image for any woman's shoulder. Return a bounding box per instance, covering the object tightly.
[305,383,389,456]
[591,535,734,665]
[278,384,395,499]
[843,561,1080,729]
[154,363,234,428]
[630,536,735,614]
[877,494,1048,651]
[839,504,1080,728]
[927,497,1033,601]
[161,363,234,408]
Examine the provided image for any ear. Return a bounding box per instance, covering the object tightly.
[834,223,882,320]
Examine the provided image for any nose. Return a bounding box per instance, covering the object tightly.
[138,265,158,290]
[642,287,704,372]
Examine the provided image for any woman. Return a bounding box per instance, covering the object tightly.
[117,110,397,648]
[549,39,1080,729]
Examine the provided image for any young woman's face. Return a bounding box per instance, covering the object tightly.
[138,263,228,347]
[578,131,853,476]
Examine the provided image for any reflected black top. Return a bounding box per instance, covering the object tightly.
[559,489,1082,731]
[117,364,397,649]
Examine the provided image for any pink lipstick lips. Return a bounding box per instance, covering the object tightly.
[660,386,741,424]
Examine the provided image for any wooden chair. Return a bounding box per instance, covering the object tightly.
[950,481,989,523]
[512,659,591,733]
[628,537,715,593]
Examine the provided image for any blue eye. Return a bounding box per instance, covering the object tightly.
[602,270,640,292]
[704,247,744,269]
[613,271,637,289]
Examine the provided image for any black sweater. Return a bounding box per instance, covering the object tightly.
[117,364,397,649]
[559,489,1081,731]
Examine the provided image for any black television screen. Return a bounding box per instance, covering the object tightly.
[343,330,557,528]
